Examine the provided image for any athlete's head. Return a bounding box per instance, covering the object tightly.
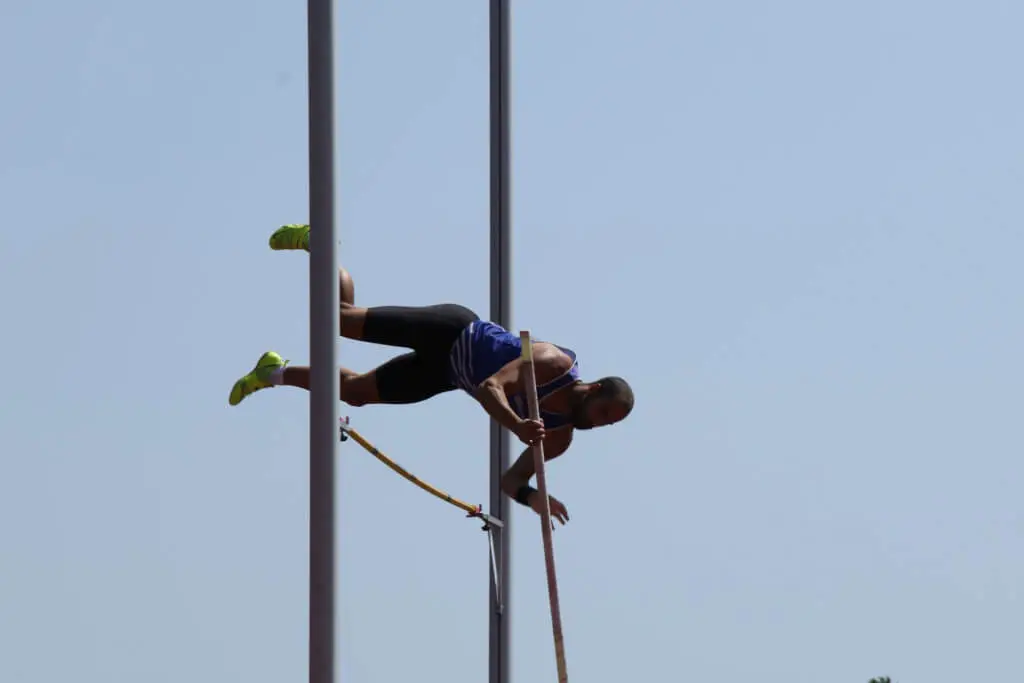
[572,376,634,430]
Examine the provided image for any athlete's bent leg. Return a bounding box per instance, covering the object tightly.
[268,224,354,305]
[268,224,475,350]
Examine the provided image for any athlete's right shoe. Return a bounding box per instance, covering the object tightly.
[269,224,310,252]
[228,351,288,406]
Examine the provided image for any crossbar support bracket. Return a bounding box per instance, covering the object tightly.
[338,416,505,613]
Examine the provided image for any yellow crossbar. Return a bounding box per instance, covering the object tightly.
[339,419,503,529]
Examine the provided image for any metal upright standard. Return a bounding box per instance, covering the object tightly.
[307,0,338,681]
[488,2,512,683]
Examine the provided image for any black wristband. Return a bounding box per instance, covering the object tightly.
[513,485,537,506]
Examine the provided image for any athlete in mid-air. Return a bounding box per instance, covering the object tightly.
[229,224,634,524]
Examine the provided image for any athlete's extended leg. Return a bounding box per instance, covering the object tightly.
[274,350,455,406]
[228,341,462,407]
[275,365,376,406]
[229,351,374,407]
[276,365,373,404]
[269,223,478,345]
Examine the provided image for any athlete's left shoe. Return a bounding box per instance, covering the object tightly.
[269,224,310,252]
[229,351,288,406]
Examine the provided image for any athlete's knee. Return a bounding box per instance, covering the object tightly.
[339,267,354,306]
[343,393,371,407]
[339,303,366,339]
[340,372,377,406]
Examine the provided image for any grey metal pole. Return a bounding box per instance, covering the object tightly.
[308,0,338,681]
[489,2,512,683]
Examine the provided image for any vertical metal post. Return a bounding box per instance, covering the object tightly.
[489,2,512,683]
[308,0,338,681]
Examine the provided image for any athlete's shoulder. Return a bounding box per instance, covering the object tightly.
[533,342,575,377]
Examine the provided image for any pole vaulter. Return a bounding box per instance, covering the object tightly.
[227,225,636,679]
[228,232,634,488]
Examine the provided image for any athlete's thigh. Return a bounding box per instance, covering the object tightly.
[373,350,457,404]
[362,303,480,351]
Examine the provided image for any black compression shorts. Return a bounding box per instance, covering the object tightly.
[362,303,480,404]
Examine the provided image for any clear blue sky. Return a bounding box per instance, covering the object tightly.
[2,1,1022,681]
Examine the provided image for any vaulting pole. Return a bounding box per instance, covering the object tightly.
[307,0,338,681]
[488,2,513,683]
[520,332,568,683]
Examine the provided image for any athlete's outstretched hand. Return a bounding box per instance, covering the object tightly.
[530,493,570,527]
[514,418,545,446]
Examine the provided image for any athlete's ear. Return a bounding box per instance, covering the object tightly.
[586,382,601,394]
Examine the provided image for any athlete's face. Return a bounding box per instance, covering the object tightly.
[572,393,630,430]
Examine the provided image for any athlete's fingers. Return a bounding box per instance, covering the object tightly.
[550,500,569,525]
[525,420,546,445]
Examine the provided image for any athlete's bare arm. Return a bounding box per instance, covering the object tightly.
[500,427,573,523]
[501,427,573,493]
[474,359,529,432]
[474,343,573,441]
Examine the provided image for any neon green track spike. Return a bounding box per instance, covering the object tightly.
[229,351,288,406]
[269,224,310,252]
